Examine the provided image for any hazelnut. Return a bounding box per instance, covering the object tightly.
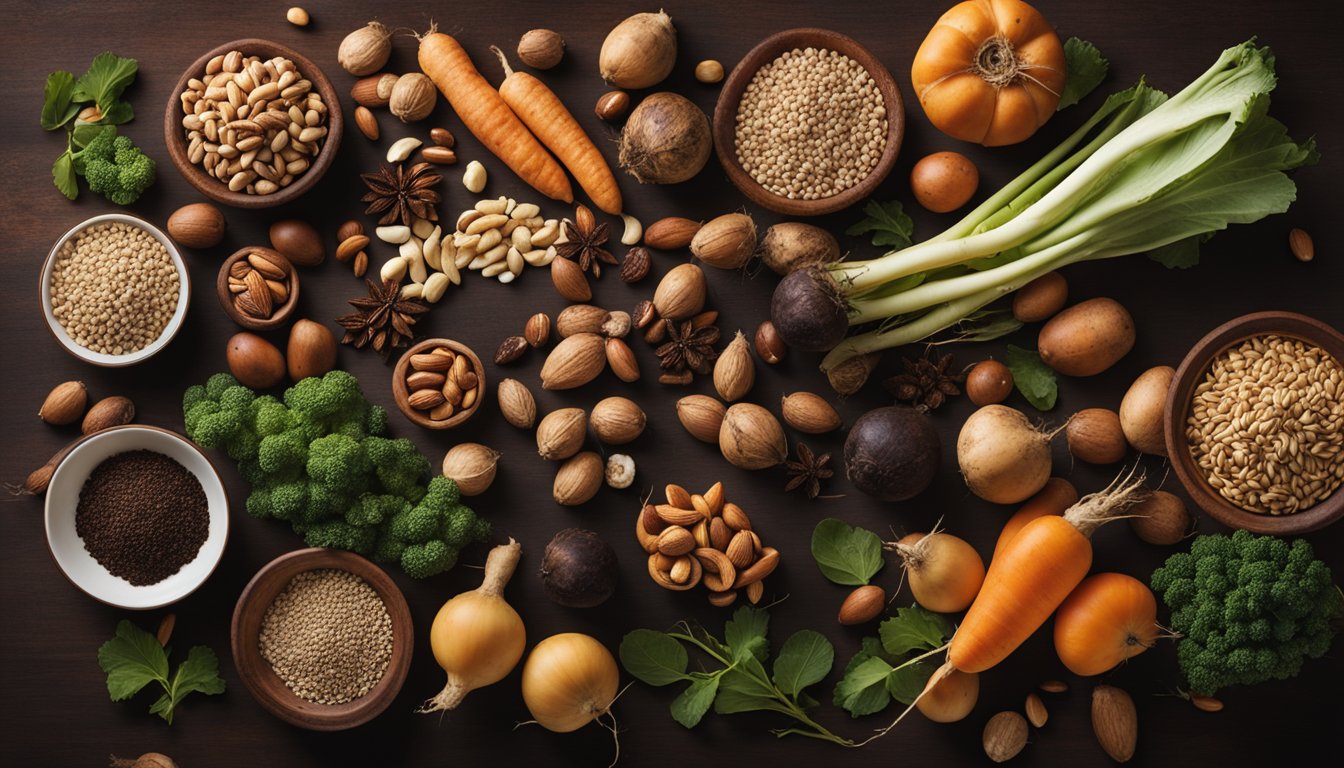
[517,29,565,70]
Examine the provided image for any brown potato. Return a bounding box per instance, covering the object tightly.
[226,332,286,389]
[1120,366,1175,455]
[910,151,979,213]
[1012,272,1068,322]
[1038,298,1135,376]
[1066,408,1127,464]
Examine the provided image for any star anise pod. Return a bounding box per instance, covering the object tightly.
[784,442,833,500]
[335,279,430,361]
[885,351,964,411]
[655,320,720,375]
[360,162,442,227]
[554,204,616,278]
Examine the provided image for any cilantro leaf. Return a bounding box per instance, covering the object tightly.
[1148,232,1211,269]
[846,199,914,250]
[714,668,788,715]
[148,646,225,724]
[670,674,721,728]
[619,629,690,686]
[878,606,953,657]
[52,151,78,200]
[811,518,885,586]
[97,620,169,700]
[1004,345,1058,411]
[41,70,78,130]
[72,52,139,113]
[833,655,895,717]
[1058,38,1109,110]
[724,606,769,663]
[772,630,834,698]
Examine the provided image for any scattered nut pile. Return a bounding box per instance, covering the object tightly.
[179,50,328,195]
[404,345,481,422]
[636,482,779,607]
[50,221,180,355]
[1187,334,1344,514]
[536,396,647,505]
[497,304,641,384]
[452,196,563,283]
[227,249,293,320]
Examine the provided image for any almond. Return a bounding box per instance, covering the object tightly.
[781,392,842,433]
[731,546,777,588]
[337,220,365,242]
[497,378,537,429]
[605,338,640,382]
[39,381,88,425]
[354,105,379,140]
[713,331,755,402]
[1067,407,1127,464]
[410,352,453,372]
[1190,694,1223,713]
[82,396,135,435]
[690,212,756,270]
[640,504,668,535]
[1289,227,1313,262]
[709,518,731,550]
[494,335,530,365]
[1025,693,1049,728]
[351,73,398,108]
[708,590,738,608]
[408,388,446,410]
[589,397,646,444]
[407,370,446,391]
[553,451,603,506]
[524,312,551,348]
[536,407,588,460]
[725,530,755,569]
[1091,685,1138,762]
[722,502,752,532]
[551,255,592,301]
[556,304,610,338]
[837,584,886,625]
[983,711,1028,763]
[336,235,371,262]
[539,333,606,390]
[644,217,702,250]
[594,90,630,122]
[654,503,701,527]
[1040,680,1069,694]
[652,263,707,321]
[655,526,695,556]
[746,580,765,604]
[676,395,726,443]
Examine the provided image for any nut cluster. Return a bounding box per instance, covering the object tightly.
[735,47,887,200]
[258,569,393,706]
[50,222,179,355]
[405,345,480,421]
[450,196,563,284]
[179,50,328,195]
[227,249,293,320]
[636,482,780,607]
[1188,334,1344,514]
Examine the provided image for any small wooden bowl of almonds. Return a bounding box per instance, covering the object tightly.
[216,247,299,331]
[392,339,486,429]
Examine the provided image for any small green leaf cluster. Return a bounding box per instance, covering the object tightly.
[182,370,488,578]
[1004,345,1057,411]
[1151,530,1342,695]
[810,518,884,586]
[97,620,225,725]
[1057,38,1110,111]
[833,606,951,717]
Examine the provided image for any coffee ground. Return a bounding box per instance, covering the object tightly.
[75,449,209,586]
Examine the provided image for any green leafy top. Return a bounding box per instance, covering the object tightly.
[833,605,952,718]
[811,518,885,586]
[846,199,915,250]
[1004,345,1058,411]
[1058,38,1109,110]
[41,52,138,131]
[97,620,225,724]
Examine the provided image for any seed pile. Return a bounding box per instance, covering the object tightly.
[259,569,393,705]
[1187,335,1344,514]
[734,47,887,200]
[75,450,208,585]
[50,222,180,355]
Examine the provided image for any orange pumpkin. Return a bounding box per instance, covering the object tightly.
[1053,572,1159,676]
[911,0,1066,146]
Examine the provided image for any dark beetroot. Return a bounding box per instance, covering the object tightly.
[539,528,619,608]
[770,268,849,352]
[844,406,941,501]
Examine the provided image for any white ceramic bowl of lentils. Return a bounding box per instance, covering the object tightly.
[41,213,190,366]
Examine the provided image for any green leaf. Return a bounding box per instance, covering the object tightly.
[846,199,915,250]
[670,674,721,728]
[1058,38,1110,110]
[886,660,935,705]
[1148,232,1211,269]
[97,620,169,701]
[724,606,770,663]
[71,122,109,149]
[72,52,139,113]
[833,656,894,717]
[99,100,135,125]
[148,646,225,723]
[1004,345,1058,411]
[40,71,78,130]
[879,606,953,657]
[714,668,788,715]
[52,151,78,200]
[772,630,834,698]
[810,518,885,586]
[619,629,690,686]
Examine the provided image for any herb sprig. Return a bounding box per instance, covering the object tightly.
[97,619,225,724]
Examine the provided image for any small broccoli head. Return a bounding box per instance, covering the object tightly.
[387,504,440,545]
[285,370,368,425]
[364,437,431,499]
[371,534,407,565]
[307,433,370,495]
[347,493,409,527]
[84,135,156,206]
[401,539,458,579]
[182,384,209,413]
[206,373,240,400]
[304,521,377,555]
[258,432,309,475]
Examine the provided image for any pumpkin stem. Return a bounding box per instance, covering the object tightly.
[973,36,1022,88]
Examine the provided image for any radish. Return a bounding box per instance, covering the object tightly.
[887,528,986,613]
[957,404,1055,504]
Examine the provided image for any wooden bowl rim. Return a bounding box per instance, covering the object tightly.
[712,27,905,217]
[216,246,300,331]
[163,38,343,209]
[1164,310,1344,535]
[391,338,487,429]
[230,548,413,730]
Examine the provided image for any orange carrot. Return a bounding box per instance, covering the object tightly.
[417,32,572,203]
[992,477,1078,561]
[491,47,623,215]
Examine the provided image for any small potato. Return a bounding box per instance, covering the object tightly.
[1038,298,1135,377]
[1120,366,1174,455]
[1066,408,1127,464]
[1013,272,1068,323]
[910,151,979,213]
[759,222,840,275]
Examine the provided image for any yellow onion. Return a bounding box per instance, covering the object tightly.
[521,633,619,733]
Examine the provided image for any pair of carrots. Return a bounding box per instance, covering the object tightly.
[418,32,622,215]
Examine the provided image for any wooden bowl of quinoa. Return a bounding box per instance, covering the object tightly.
[231,548,413,730]
[40,213,190,367]
[1165,311,1344,535]
[712,28,904,216]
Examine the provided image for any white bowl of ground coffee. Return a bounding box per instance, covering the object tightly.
[44,425,229,609]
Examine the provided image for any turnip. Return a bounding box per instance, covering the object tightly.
[957,404,1054,504]
[844,406,940,501]
[770,268,849,352]
[888,529,986,613]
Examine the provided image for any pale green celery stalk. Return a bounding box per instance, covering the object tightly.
[830,42,1276,294]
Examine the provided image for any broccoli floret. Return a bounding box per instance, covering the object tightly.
[387,504,440,545]
[82,133,156,206]
[182,384,209,413]
[265,481,309,522]
[285,371,368,426]
[371,534,407,565]
[225,430,260,462]
[206,373,240,400]
[258,432,309,475]
[304,521,377,555]
[401,539,458,579]
[364,437,431,499]
[245,487,274,519]
[1152,530,1342,695]
[307,433,370,496]
[348,494,409,527]
[185,402,244,450]
[366,404,389,437]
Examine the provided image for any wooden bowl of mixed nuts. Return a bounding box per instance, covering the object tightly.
[164,38,343,209]
[216,246,300,331]
[231,548,413,731]
[712,28,904,217]
[392,339,487,429]
[1165,311,1344,535]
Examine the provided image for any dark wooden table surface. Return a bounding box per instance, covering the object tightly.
[2,1,1340,765]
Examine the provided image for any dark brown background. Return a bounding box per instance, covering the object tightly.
[2,1,1340,765]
